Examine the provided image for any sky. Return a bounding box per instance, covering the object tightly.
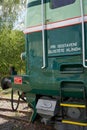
[0,5,2,16]
[13,4,26,31]
[0,0,26,31]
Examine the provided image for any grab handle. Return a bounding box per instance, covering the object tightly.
[80,0,87,68]
[41,0,47,69]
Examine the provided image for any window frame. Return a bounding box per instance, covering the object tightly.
[50,0,76,9]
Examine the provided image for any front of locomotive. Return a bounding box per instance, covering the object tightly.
[23,0,87,98]
[23,0,87,126]
[6,0,87,127]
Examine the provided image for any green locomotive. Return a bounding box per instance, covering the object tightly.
[9,0,87,129]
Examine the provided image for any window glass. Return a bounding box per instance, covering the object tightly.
[27,0,49,8]
[50,0,76,9]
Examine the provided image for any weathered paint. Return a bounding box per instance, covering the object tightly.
[24,0,87,31]
[10,0,87,122]
[12,0,87,99]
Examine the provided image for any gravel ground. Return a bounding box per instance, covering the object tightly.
[0,97,30,130]
[0,90,56,130]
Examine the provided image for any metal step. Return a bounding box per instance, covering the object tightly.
[60,103,86,108]
[62,119,87,126]
[54,121,86,130]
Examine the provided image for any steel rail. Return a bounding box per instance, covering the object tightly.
[0,113,30,123]
[0,97,25,103]
[0,108,28,114]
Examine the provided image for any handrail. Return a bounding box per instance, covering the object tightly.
[41,0,47,69]
[80,0,87,68]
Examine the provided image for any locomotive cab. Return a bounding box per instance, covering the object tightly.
[11,0,87,128]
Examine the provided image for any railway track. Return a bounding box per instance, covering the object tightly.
[0,107,29,114]
[0,108,55,130]
[0,97,31,122]
[0,97,25,103]
[0,113,30,123]
[0,113,54,130]
[0,97,55,130]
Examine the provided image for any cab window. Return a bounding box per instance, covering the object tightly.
[50,0,76,9]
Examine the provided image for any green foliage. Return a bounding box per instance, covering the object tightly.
[0,27,25,76]
[0,0,26,76]
[0,0,20,29]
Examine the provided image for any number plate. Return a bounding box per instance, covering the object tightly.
[14,77,22,84]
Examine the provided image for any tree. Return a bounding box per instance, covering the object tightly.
[0,0,26,29]
[0,0,26,76]
[0,27,25,76]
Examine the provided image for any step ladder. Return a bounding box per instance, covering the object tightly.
[60,85,87,126]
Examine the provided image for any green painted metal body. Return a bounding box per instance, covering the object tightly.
[11,0,87,112]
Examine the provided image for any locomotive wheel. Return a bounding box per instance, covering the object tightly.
[67,107,81,119]
[11,89,20,111]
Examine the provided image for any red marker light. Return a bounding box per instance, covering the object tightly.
[14,77,22,84]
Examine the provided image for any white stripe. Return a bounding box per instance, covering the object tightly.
[23,16,87,34]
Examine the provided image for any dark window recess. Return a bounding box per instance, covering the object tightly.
[60,64,83,73]
[27,0,49,8]
[61,81,85,88]
[61,81,85,98]
[50,0,76,9]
